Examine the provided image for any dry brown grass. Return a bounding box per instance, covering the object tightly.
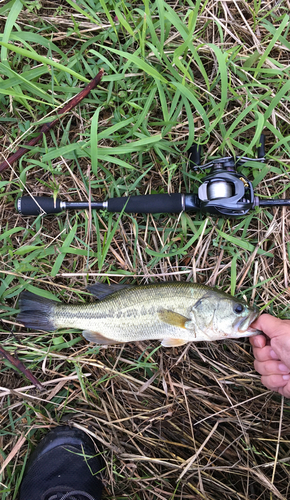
[1,1,290,499]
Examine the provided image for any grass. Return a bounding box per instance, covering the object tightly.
[1,0,290,498]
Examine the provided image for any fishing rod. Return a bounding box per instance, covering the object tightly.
[17,134,290,218]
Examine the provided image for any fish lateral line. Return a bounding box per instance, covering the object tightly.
[16,283,260,346]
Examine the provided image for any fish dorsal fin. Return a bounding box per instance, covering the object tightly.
[161,338,188,347]
[158,309,188,329]
[87,282,133,300]
[82,330,119,345]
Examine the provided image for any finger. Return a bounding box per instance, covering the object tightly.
[277,385,290,398]
[251,314,290,339]
[254,359,290,376]
[252,345,280,362]
[261,374,290,391]
[250,335,267,348]
[270,335,290,362]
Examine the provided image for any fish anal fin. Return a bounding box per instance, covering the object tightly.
[161,338,188,347]
[82,330,118,345]
[158,309,188,328]
[87,282,133,300]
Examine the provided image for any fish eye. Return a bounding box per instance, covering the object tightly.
[234,303,244,314]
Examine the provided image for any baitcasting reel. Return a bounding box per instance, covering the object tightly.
[17,134,290,218]
[187,134,266,216]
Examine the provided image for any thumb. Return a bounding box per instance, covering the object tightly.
[251,314,288,339]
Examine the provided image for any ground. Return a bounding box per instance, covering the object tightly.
[1,1,290,499]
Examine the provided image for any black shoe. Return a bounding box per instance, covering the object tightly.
[19,425,104,500]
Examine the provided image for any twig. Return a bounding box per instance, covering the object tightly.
[0,68,104,174]
[0,344,44,390]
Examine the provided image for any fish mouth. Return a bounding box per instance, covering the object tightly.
[234,310,260,335]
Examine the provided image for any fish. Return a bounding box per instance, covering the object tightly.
[17,282,259,347]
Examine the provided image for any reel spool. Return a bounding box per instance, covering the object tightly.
[207,180,234,200]
[197,169,255,216]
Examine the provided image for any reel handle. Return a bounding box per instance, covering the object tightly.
[188,144,202,167]
[257,134,265,158]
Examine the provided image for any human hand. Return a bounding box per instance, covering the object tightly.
[250,314,290,398]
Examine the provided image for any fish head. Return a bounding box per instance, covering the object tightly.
[190,290,259,340]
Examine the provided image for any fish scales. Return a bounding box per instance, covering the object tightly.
[54,283,207,341]
[17,282,259,347]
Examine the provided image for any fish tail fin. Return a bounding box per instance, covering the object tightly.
[17,291,57,331]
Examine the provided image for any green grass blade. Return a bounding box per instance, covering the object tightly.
[0,0,23,65]
[90,107,102,175]
[172,81,210,137]
[254,15,289,77]
[65,0,100,24]
[0,42,90,82]
[99,45,168,83]
[207,44,228,132]
[51,222,78,277]
[264,79,290,122]
[114,5,135,37]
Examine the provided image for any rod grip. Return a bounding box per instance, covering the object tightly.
[17,196,62,215]
[107,193,184,213]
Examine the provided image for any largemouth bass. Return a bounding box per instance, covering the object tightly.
[17,282,259,347]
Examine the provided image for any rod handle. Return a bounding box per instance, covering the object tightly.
[107,193,184,213]
[17,196,62,215]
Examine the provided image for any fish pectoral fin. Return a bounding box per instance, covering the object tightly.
[158,309,189,328]
[82,330,119,345]
[87,282,133,300]
[161,338,188,347]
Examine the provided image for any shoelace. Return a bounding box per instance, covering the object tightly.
[48,491,97,500]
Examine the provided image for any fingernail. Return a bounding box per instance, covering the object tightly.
[283,375,290,381]
[278,363,290,373]
[270,350,279,360]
